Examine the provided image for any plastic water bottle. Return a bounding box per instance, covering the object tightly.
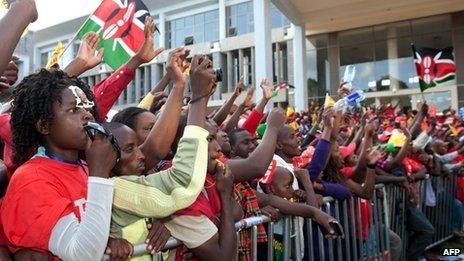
[342,65,356,89]
[333,90,365,111]
[459,107,464,120]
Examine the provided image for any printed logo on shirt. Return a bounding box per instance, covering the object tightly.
[74,198,86,221]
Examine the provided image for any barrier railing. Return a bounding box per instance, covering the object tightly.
[103,185,390,261]
[385,174,458,260]
[103,175,459,260]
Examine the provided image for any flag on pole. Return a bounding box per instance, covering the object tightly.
[45,41,64,69]
[412,45,456,92]
[76,0,150,70]
[324,93,335,108]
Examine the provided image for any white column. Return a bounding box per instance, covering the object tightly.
[293,23,308,111]
[158,13,166,48]
[253,0,273,110]
[238,49,244,77]
[227,51,234,92]
[219,0,226,40]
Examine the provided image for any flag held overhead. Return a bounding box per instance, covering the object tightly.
[76,0,150,70]
[412,44,456,92]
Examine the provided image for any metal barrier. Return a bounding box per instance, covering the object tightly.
[103,185,391,261]
[102,177,460,260]
[385,174,459,260]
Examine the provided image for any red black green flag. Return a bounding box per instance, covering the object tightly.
[76,0,150,70]
[412,45,456,92]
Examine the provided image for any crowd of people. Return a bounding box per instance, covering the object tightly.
[0,1,463,261]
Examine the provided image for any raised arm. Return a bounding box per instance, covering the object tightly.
[140,48,189,170]
[212,76,243,125]
[350,120,375,183]
[383,128,412,172]
[345,149,384,200]
[222,86,254,133]
[0,0,37,74]
[228,108,286,182]
[64,32,104,77]
[111,55,216,218]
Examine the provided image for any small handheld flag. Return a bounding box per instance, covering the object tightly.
[76,0,151,70]
[46,41,64,69]
[412,44,456,92]
[324,93,335,108]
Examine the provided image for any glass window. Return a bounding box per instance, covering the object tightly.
[270,3,290,29]
[226,2,254,36]
[412,15,451,35]
[340,43,376,92]
[167,10,219,48]
[339,27,374,46]
[374,21,411,41]
[307,48,330,99]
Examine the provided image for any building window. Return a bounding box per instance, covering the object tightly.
[166,10,219,48]
[270,4,290,29]
[335,14,453,92]
[226,1,254,37]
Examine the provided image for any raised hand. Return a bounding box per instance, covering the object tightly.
[260,78,272,100]
[133,16,164,65]
[0,60,18,91]
[365,119,376,137]
[166,48,189,85]
[266,108,286,130]
[16,0,38,22]
[234,76,244,96]
[241,85,255,108]
[337,81,351,99]
[189,55,216,102]
[322,107,335,129]
[76,32,104,71]
[366,148,385,166]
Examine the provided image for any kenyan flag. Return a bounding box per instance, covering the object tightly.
[412,45,456,92]
[76,0,150,70]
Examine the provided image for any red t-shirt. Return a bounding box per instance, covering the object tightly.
[0,114,13,179]
[1,157,88,256]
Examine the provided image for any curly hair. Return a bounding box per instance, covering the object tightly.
[10,69,99,166]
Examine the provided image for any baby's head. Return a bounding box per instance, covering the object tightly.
[261,166,294,200]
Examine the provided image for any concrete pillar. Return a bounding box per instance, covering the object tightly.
[292,24,308,111]
[135,68,142,102]
[143,66,150,95]
[238,49,244,77]
[219,0,226,40]
[158,13,166,48]
[251,47,256,85]
[212,52,224,100]
[151,63,163,90]
[328,32,339,96]
[253,0,273,110]
[227,51,233,92]
[387,26,400,91]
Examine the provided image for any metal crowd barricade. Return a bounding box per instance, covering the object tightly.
[422,174,458,249]
[102,185,391,261]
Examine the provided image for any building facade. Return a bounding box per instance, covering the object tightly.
[30,0,464,111]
